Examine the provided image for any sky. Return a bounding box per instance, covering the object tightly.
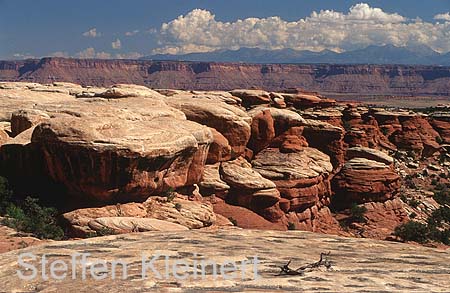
[1,0,450,59]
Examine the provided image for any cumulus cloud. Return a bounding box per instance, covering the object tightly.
[125,30,139,36]
[111,38,122,49]
[153,3,450,54]
[49,51,69,58]
[434,12,450,21]
[114,52,143,59]
[82,28,101,38]
[12,53,35,59]
[75,47,111,59]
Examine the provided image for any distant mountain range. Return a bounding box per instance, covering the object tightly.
[143,45,450,65]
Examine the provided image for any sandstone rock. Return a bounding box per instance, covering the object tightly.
[88,217,189,234]
[144,196,216,229]
[229,89,271,107]
[247,109,275,153]
[270,126,309,153]
[372,109,440,156]
[198,164,230,198]
[0,229,449,292]
[166,95,251,156]
[280,89,335,109]
[346,147,394,165]
[302,119,345,167]
[31,112,213,201]
[220,157,276,191]
[252,148,332,212]
[207,128,232,164]
[212,201,286,230]
[332,158,401,208]
[63,195,216,236]
[269,92,286,108]
[10,109,50,137]
[190,90,242,106]
[430,112,450,144]
[360,198,409,240]
[97,84,166,99]
[391,114,441,157]
[0,123,9,145]
[301,108,343,127]
[220,157,281,219]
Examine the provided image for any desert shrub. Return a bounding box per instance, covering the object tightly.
[95,227,117,236]
[399,194,408,203]
[409,212,417,219]
[174,202,182,211]
[431,178,438,186]
[343,121,352,131]
[439,172,447,179]
[0,176,64,240]
[162,187,176,202]
[287,222,296,230]
[394,221,429,243]
[436,136,443,144]
[3,197,64,240]
[350,203,367,223]
[0,177,13,214]
[433,185,449,205]
[408,199,421,208]
[428,206,450,227]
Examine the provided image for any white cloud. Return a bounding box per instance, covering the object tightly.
[82,28,101,38]
[75,47,111,59]
[153,3,450,54]
[125,30,139,36]
[12,53,35,59]
[434,12,450,21]
[115,52,143,59]
[49,51,69,58]
[112,38,122,49]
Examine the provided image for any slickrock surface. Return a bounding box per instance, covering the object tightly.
[0,229,449,292]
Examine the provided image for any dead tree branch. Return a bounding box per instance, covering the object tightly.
[276,252,332,276]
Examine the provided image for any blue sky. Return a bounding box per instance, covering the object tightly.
[1,0,450,59]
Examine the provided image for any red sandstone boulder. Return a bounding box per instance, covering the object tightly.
[207,128,232,164]
[229,89,271,107]
[372,109,440,156]
[430,112,450,144]
[332,158,401,208]
[219,157,282,221]
[166,95,251,156]
[62,195,216,237]
[247,109,275,153]
[346,147,394,166]
[279,89,336,109]
[301,119,345,167]
[252,147,333,213]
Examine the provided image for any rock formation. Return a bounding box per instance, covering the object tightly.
[0,81,447,243]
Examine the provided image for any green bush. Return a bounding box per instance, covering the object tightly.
[3,197,64,240]
[0,176,64,240]
[350,203,367,223]
[174,202,182,211]
[408,199,421,208]
[287,222,296,230]
[433,186,449,206]
[0,177,13,214]
[394,221,429,243]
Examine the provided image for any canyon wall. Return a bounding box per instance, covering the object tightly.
[1,58,450,97]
